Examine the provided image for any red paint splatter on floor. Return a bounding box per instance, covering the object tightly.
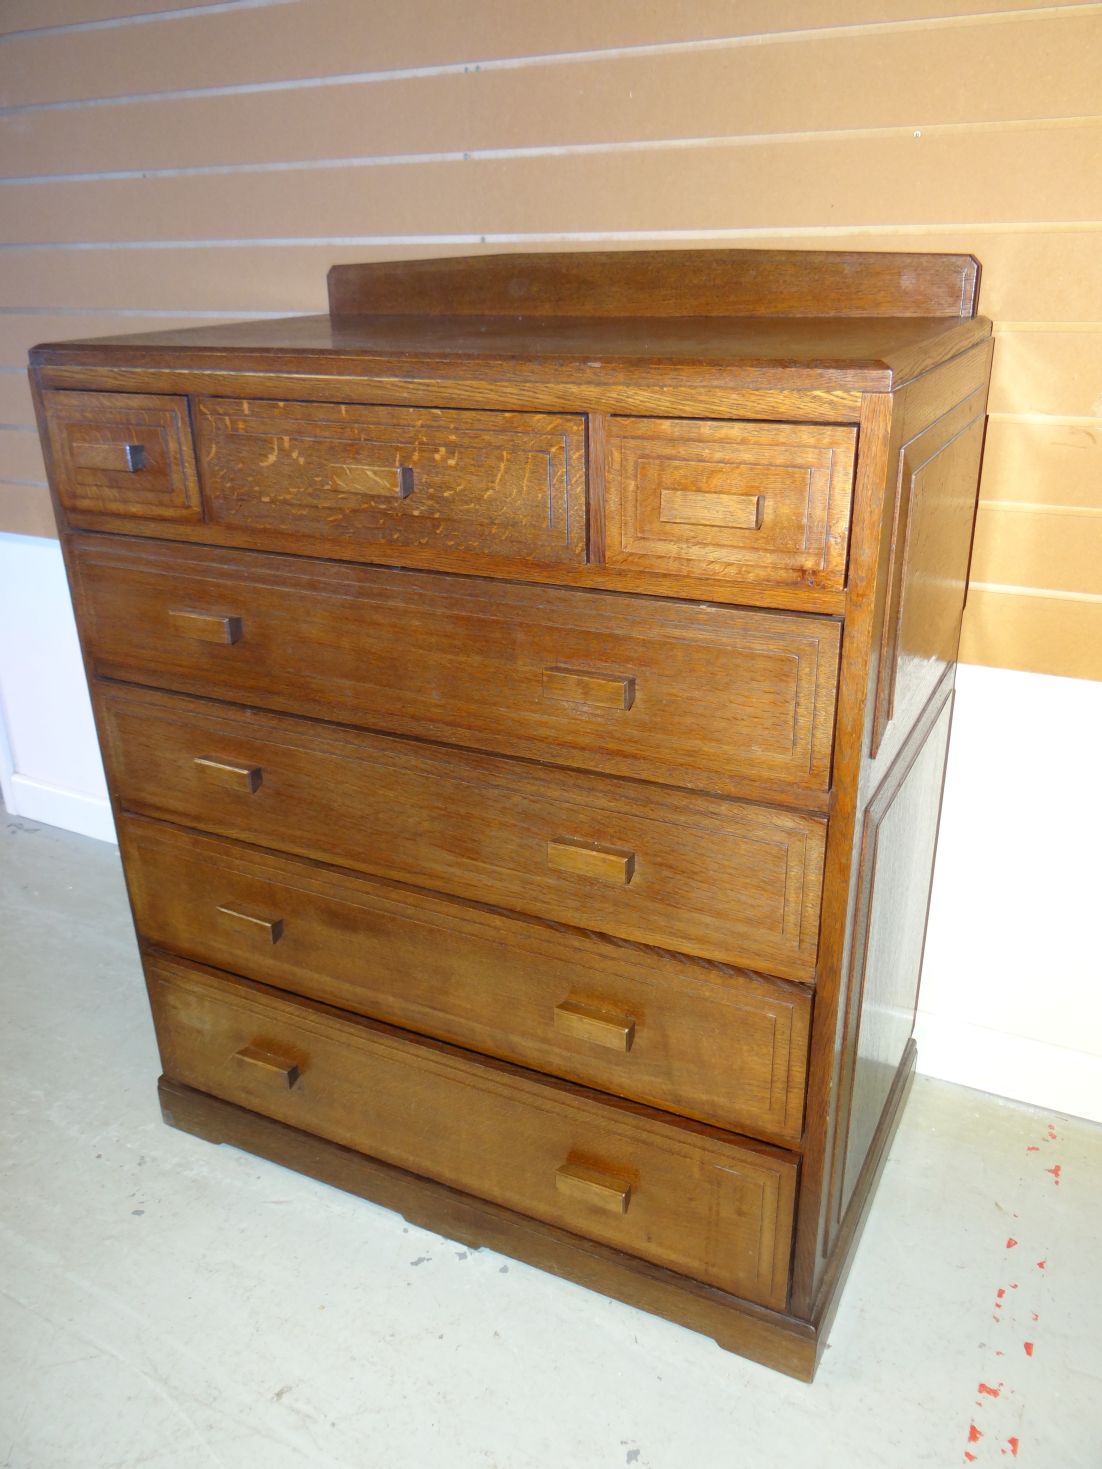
[996,1288,1006,1300]
[965,1453,977,1463]
[1026,1145,1039,1153]
[1008,1436,1020,1457]
[1024,1341,1034,1357]
[1031,1312,1039,1322]
[1048,1124,1058,1140]
[1047,1164,1062,1185]
[978,1382,1002,1398]
[1006,1237,1018,1248]
[1037,1259,1047,1270]
[968,1423,982,1444]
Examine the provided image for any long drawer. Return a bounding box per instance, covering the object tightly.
[71,535,840,805]
[122,816,810,1140]
[148,953,798,1310]
[100,685,826,980]
[198,398,588,572]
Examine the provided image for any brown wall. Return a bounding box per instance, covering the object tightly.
[2,0,1099,677]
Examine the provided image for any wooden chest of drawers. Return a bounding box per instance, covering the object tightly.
[30,249,992,1379]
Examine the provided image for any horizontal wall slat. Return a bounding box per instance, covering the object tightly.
[0,428,46,483]
[0,481,56,537]
[2,231,1101,320]
[0,374,32,423]
[990,331,1102,417]
[1,1,1087,109]
[980,417,1102,509]
[0,311,267,367]
[970,503,1102,594]
[4,13,1100,179]
[3,126,1100,244]
[960,586,1102,680]
[0,1,236,37]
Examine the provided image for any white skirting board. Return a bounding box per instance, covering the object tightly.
[0,534,1097,1118]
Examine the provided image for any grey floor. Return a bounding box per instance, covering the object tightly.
[1,812,1100,1469]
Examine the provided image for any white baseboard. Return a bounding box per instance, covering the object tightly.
[5,772,116,844]
[914,1009,1102,1124]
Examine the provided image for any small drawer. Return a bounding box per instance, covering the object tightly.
[99,685,826,981]
[606,418,857,591]
[71,534,841,805]
[42,390,201,523]
[148,954,797,1309]
[197,398,587,572]
[122,816,811,1140]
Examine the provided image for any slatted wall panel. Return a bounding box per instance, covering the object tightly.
[2,0,1099,676]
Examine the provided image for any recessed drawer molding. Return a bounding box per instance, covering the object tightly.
[197,398,587,571]
[149,955,798,1311]
[71,535,840,804]
[606,417,857,591]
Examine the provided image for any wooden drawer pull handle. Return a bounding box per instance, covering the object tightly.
[169,609,243,645]
[554,999,636,1052]
[329,463,414,498]
[233,1044,300,1089]
[660,488,764,530]
[216,905,284,944]
[542,666,636,711]
[193,757,262,793]
[71,441,146,473]
[547,837,635,885]
[555,1162,632,1215]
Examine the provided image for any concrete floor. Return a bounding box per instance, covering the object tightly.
[1,811,1100,1469]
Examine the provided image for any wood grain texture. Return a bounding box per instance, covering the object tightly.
[197,398,588,571]
[148,953,797,1311]
[122,816,811,1141]
[99,683,827,980]
[71,533,841,805]
[606,417,857,592]
[159,1073,820,1380]
[330,249,979,319]
[831,689,952,1224]
[40,388,200,522]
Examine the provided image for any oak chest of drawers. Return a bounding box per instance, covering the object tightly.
[30,249,992,1379]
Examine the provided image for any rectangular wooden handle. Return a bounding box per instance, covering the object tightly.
[660,488,764,530]
[216,905,284,944]
[547,837,635,885]
[329,463,414,498]
[555,1162,632,1215]
[169,609,243,645]
[542,666,636,711]
[233,1044,300,1088]
[193,756,263,793]
[554,1000,636,1052]
[71,440,146,473]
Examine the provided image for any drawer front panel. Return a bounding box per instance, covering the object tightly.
[607,418,856,591]
[73,535,840,804]
[43,389,200,523]
[123,817,810,1140]
[100,686,825,980]
[148,954,797,1309]
[198,398,587,570]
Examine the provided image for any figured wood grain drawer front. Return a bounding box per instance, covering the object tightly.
[100,686,826,981]
[122,817,810,1140]
[607,419,857,591]
[72,536,840,804]
[148,955,797,1309]
[42,389,201,523]
[197,398,586,570]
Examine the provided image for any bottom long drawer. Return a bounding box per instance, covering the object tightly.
[147,952,797,1312]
